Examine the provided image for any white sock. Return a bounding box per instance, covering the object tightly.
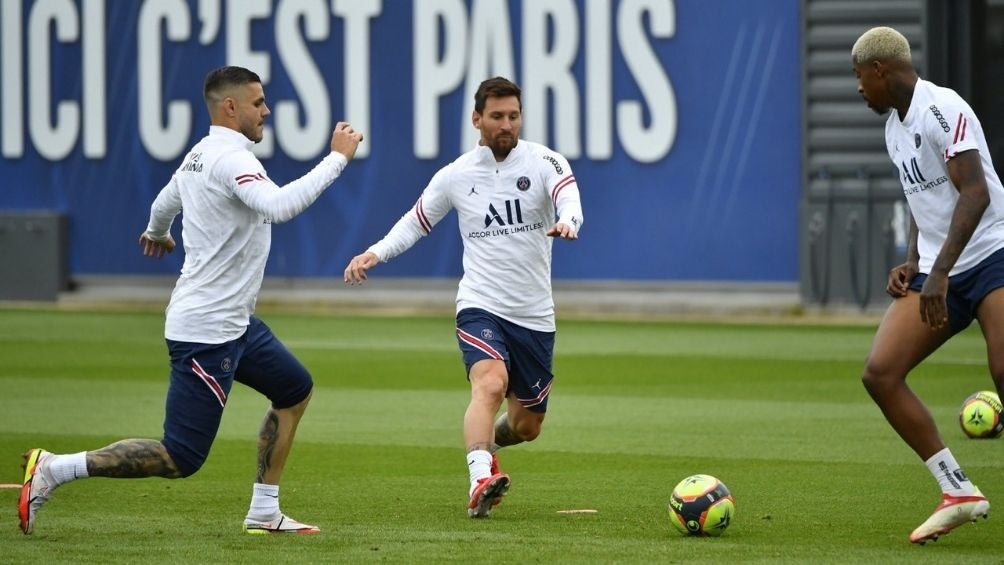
[47,452,89,486]
[247,483,280,521]
[467,449,492,495]
[925,447,976,496]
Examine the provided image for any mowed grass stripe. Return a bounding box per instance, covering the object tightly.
[2,308,1003,563]
[1,375,999,469]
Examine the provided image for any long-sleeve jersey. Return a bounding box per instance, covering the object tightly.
[886,78,1004,275]
[146,125,348,343]
[367,140,583,331]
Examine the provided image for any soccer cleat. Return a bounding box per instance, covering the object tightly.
[467,473,510,518]
[19,449,56,535]
[243,513,320,535]
[909,489,990,544]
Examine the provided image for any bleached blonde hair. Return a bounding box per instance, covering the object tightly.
[851,27,912,64]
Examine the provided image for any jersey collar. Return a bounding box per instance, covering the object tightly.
[473,139,523,165]
[209,125,256,150]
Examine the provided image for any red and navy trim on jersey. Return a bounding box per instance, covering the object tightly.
[954,113,968,145]
[414,196,432,233]
[456,328,504,360]
[235,172,268,186]
[191,358,227,407]
[551,174,576,206]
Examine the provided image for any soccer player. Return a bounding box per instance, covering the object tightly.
[343,76,583,518]
[852,27,1001,543]
[18,66,363,535]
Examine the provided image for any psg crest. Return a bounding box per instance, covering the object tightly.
[516,176,531,191]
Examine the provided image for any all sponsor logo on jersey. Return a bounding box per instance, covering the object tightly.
[900,157,949,195]
[485,199,523,227]
[516,176,531,191]
[929,105,951,132]
[469,198,545,238]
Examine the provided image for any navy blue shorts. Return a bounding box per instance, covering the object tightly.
[455,307,555,413]
[161,316,313,476]
[909,246,1004,334]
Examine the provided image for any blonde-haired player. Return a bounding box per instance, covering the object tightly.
[853,26,1001,543]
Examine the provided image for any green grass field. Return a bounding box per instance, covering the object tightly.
[1,308,1002,563]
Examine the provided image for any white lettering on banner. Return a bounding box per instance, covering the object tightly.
[585,0,612,159]
[82,0,106,158]
[2,0,23,157]
[414,0,468,159]
[618,0,676,163]
[523,0,581,158]
[459,0,517,152]
[332,0,382,159]
[197,0,222,44]
[275,0,331,161]
[28,0,81,160]
[228,0,274,158]
[414,0,676,161]
[3,1,677,165]
[138,0,192,161]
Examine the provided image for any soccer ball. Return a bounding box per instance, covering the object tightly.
[668,474,735,536]
[959,391,1003,439]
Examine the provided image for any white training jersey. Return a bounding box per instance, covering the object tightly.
[367,140,583,331]
[145,126,348,343]
[886,78,1004,275]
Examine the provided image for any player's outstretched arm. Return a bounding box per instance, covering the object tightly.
[138,232,176,258]
[344,251,380,285]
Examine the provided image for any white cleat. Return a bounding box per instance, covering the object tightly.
[19,448,56,535]
[910,489,990,544]
[243,513,320,534]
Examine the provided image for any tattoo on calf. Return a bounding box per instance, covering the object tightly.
[494,414,524,448]
[256,410,279,483]
[86,439,181,478]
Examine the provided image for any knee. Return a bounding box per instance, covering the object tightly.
[281,388,313,417]
[472,373,508,402]
[514,420,542,442]
[162,441,207,478]
[861,360,900,398]
[273,374,313,411]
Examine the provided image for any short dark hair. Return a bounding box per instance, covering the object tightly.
[474,76,521,113]
[203,66,261,105]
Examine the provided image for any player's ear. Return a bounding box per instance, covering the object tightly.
[472,110,481,129]
[222,96,237,117]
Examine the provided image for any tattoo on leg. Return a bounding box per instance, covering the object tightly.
[256,410,279,483]
[86,439,181,478]
[467,442,492,453]
[494,414,524,448]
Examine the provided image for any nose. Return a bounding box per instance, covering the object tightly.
[262,103,271,117]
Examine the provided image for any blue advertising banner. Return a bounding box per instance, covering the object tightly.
[0,0,800,281]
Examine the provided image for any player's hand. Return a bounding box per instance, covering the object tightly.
[885,261,918,298]
[918,271,949,330]
[344,251,380,285]
[330,122,364,161]
[546,222,578,240]
[138,232,176,258]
